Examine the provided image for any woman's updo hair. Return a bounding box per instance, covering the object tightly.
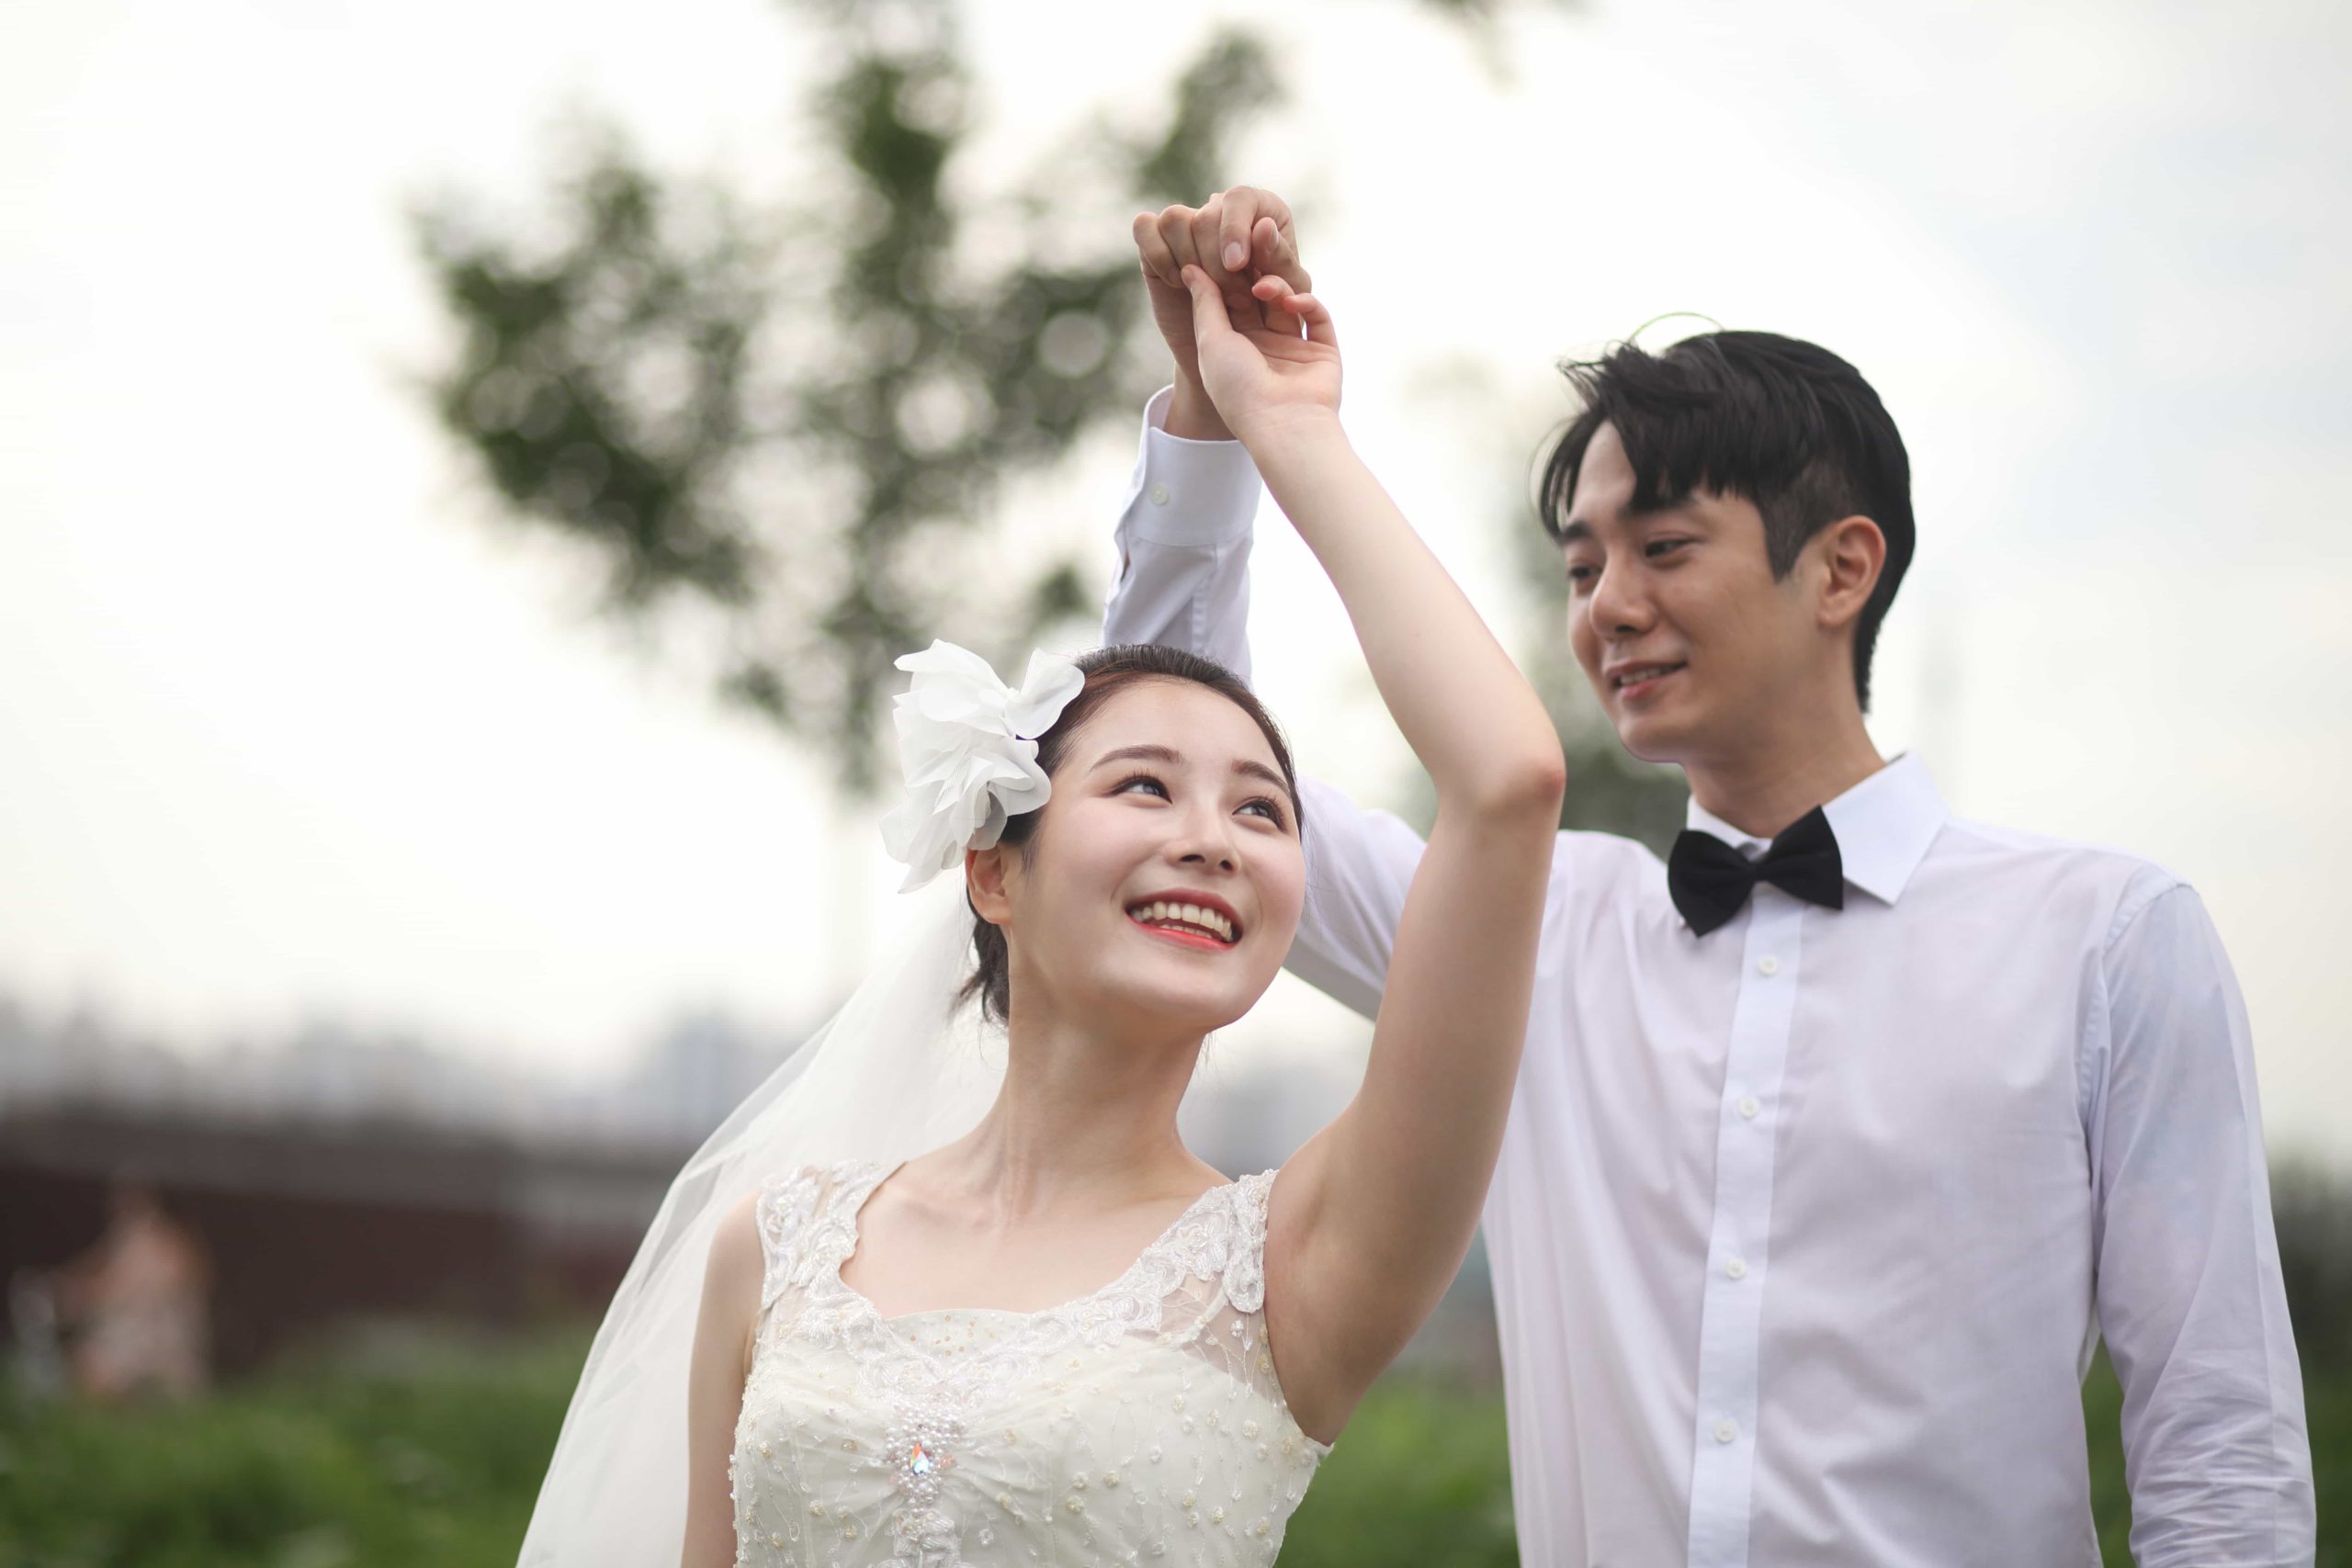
[956,643,1302,1026]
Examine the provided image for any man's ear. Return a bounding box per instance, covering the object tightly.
[966,843,1013,928]
[1814,514,1888,633]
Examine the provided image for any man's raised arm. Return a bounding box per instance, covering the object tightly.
[1102,384,1263,682]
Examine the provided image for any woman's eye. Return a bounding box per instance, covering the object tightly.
[1241,798,1287,828]
[1115,773,1170,799]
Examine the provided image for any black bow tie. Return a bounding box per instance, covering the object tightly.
[1668,807,1846,936]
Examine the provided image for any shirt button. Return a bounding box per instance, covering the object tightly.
[1737,1095,1761,1120]
[1724,1258,1748,1280]
[1757,955,1781,976]
[1148,481,1171,505]
[1713,1418,1738,1444]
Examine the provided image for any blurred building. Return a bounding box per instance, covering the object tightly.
[0,994,763,1376]
[0,990,1496,1382]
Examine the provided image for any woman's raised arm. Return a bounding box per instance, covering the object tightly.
[1178,267,1564,1441]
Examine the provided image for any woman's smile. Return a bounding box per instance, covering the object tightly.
[1131,920,1231,952]
[1123,894,1242,950]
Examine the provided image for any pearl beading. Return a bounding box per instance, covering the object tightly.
[729,1161,1323,1567]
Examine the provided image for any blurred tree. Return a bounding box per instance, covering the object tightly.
[414,0,1283,791]
[415,0,1566,795]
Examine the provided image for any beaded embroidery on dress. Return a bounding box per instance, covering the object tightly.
[731,1161,1329,1567]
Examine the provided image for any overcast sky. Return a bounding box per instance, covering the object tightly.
[3,0,2346,1161]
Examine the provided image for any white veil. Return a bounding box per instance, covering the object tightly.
[515,877,1005,1566]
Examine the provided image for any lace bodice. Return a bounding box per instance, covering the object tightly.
[730,1162,1329,1567]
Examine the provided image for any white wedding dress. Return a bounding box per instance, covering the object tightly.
[731,1161,1330,1567]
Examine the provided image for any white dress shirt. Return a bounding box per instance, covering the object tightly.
[1100,389,2315,1567]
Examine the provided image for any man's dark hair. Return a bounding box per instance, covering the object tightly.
[1538,330,1916,710]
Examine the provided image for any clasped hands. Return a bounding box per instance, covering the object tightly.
[1132,186,1338,448]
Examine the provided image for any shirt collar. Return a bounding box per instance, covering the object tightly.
[1682,753,1948,906]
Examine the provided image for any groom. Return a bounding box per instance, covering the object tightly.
[1100,189,2314,1565]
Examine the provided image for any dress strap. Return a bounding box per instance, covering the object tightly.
[1216,1168,1278,1314]
[753,1161,888,1314]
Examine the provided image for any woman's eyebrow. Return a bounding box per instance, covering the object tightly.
[1089,743,1182,772]
[1233,759,1292,796]
[1089,743,1295,807]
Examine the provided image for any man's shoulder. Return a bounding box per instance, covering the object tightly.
[1545,828,1672,911]
[1928,813,2187,942]
[1551,826,1670,874]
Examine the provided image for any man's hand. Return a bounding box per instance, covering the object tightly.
[1132,186,1311,440]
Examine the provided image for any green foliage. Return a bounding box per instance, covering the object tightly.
[1302,1359,2327,1565]
[416,141,768,615]
[414,1,1279,791]
[1280,1378,1520,1566]
[1,1319,2344,1564]
[2311,1370,2352,1563]
[0,1327,585,1567]
[2277,1157,2352,1375]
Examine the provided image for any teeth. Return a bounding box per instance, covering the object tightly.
[1617,664,1679,687]
[1126,900,1236,942]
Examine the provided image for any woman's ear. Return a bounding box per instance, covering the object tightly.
[966,843,1013,927]
[1815,513,1888,632]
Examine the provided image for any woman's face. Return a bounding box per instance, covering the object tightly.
[975,678,1306,1038]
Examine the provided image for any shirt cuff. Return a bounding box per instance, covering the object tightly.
[1126,385,1264,547]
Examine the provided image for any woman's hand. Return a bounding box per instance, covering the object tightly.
[1180,265,1341,446]
[1134,190,1311,440]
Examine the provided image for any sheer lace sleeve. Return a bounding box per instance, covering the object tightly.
[1141,1169,1315,1451]
[752,1161,885,1333]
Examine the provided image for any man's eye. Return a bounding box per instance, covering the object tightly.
[1566,564,1597,587]
[1645,538,1689,558]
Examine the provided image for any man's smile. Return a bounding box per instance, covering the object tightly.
[1606,660,1686,702]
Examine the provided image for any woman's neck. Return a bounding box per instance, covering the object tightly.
[925,998,1212,1222]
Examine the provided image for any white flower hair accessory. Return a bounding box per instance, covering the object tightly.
[877,639,1088,892]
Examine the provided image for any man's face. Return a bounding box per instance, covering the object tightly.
[1561,423,1822,767]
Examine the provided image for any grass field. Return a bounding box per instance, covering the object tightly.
[0,1327,2340,1565]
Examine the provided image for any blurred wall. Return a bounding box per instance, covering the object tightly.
[0,1107,684,1373]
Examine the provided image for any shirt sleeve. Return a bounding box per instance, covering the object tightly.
[1100,385,1266,684]
[1096,391,1430,1021]
[2087,878,2315,1566]
[1283,776,1430,1021]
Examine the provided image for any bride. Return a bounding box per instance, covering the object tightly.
[521,254,1565,1566]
